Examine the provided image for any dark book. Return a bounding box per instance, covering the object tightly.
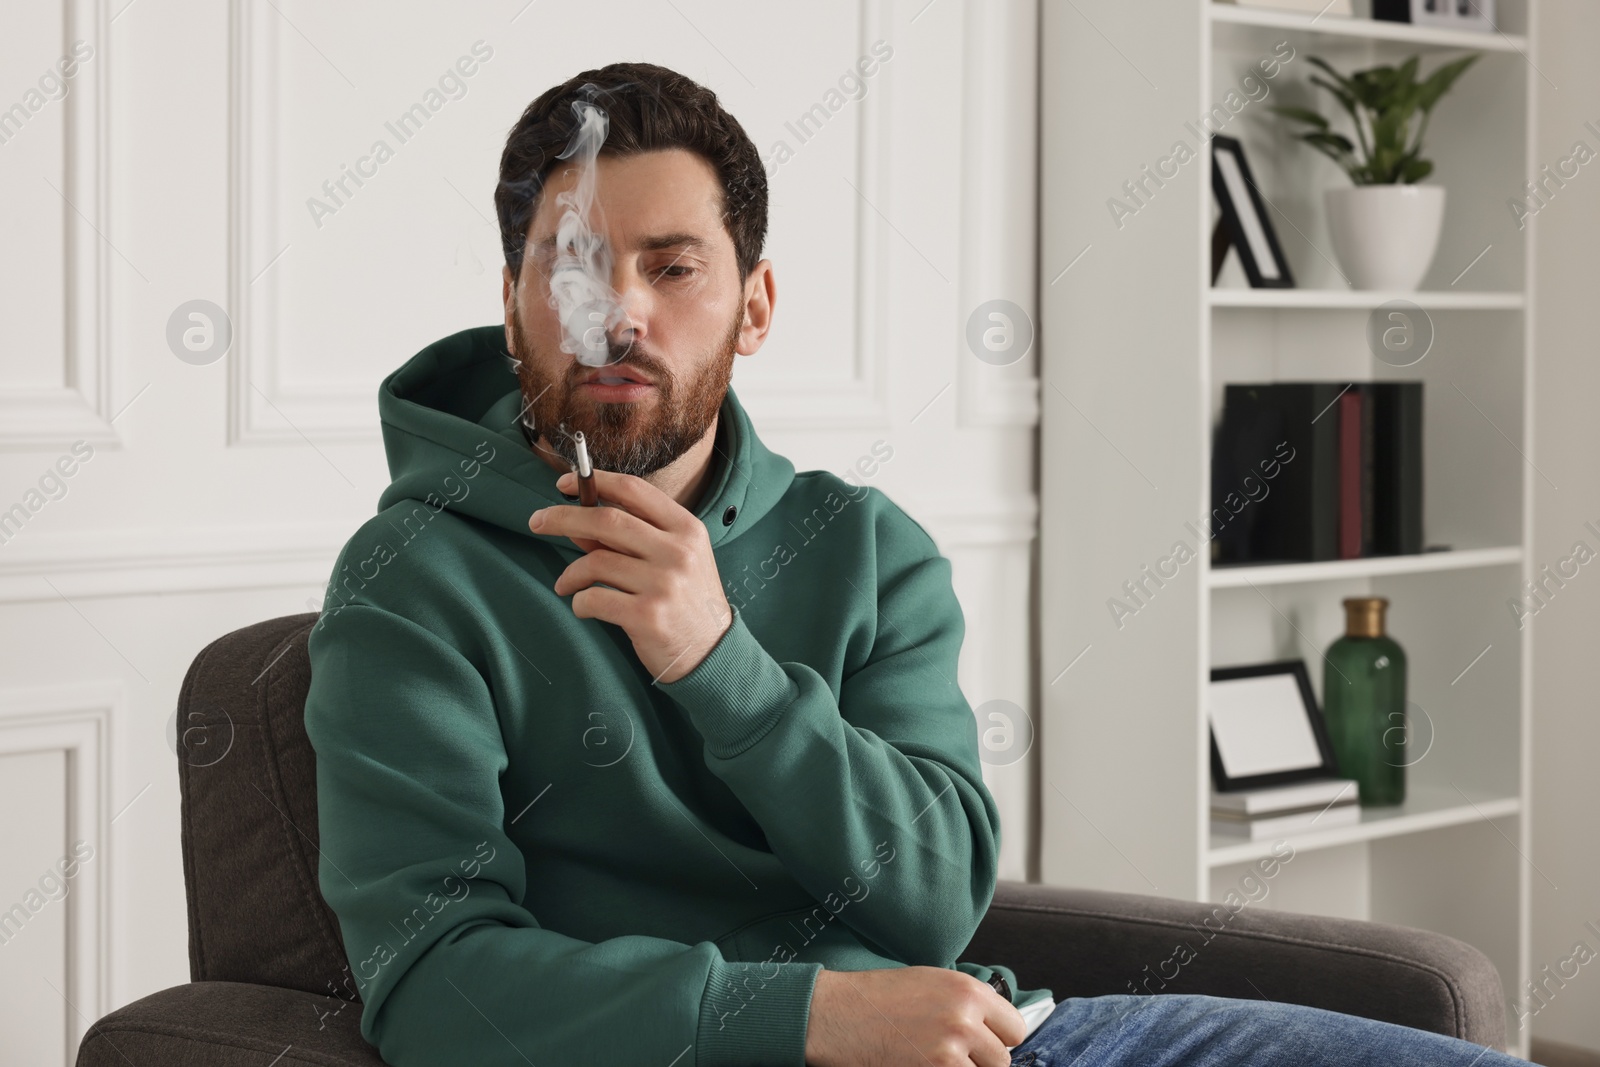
[1213,383,1344,563]
[1338,388,1362,560]
[1361,383,1377,556]
[1368,381,1425,555]
[1210,387,1272,563]
[1212,381,1423,564]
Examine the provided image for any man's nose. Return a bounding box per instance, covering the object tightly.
[604,261,652,351]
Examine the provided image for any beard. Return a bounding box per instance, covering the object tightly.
[510,304,741,478]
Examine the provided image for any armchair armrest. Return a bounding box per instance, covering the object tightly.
[75,981,386,1066]
[962,879,1506,1052]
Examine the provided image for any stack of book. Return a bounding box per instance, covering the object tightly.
[1211,381,1423,565]
[1211,778,1362,841]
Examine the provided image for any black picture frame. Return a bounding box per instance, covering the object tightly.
[1211,135,1295,289]
[1208,659,1341,792]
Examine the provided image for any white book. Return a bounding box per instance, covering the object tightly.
[1216,0,1354,14]
[1211,802,1361,841]
[1211,777,1360,816]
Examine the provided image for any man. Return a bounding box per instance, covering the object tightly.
[304,63,1530,1067]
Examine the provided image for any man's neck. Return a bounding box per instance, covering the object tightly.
[532,413,721,514]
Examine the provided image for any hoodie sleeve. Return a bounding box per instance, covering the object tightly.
[304,603,822,1067]
[656,548,1001,969]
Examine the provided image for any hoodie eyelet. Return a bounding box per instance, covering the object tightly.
[721,505,737,526]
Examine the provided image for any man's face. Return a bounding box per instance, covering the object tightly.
[503,147,769,478]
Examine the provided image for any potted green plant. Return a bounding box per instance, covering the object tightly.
[1271,52,1479,290]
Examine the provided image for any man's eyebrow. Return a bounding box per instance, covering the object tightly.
[636,232,708,253]
[529,232,709,255]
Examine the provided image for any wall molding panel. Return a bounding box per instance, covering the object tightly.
[227,0,899,441]
[0,680,123,1060]
[1,0,117,454]
[0,522,348,604]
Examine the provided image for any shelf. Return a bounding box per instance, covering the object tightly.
[1208,289,1525,310]
[1208,4,1528,53]
[1206,783,1522,866]
[1207,545,1522,588]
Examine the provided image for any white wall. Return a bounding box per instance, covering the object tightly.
[1529,0,1600,1054]
[0,2,1039,1062]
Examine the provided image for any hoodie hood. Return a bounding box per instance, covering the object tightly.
[376,324,794,554]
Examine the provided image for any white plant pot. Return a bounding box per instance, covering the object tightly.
[1324,185,1446,291]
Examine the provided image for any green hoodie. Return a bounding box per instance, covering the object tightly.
[303,324,1051,1067]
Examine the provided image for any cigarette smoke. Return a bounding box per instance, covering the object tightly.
[548,86,630,368]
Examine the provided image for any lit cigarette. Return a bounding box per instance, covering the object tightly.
[572,431,599,506]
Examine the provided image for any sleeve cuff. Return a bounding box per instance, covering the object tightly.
[655,607,799,758]
[698,959,823,1067]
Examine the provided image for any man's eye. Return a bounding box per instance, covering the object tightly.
[657,265,695,279]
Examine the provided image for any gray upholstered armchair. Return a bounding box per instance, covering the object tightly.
[74,614,1508,1064]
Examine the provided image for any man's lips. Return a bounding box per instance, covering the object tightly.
[577,365,654,387]
[576,365,656,401]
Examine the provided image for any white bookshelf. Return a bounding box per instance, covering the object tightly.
[1209,3,1529,51]
[1207,288,1525,309]
[1207,783,1522,866]
[1040,2,1536,1056]
[1208,545,1523,587]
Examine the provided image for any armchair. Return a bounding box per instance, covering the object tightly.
[74,614,1507,1064]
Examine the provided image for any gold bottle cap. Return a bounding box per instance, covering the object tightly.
[1343,597,1388,639]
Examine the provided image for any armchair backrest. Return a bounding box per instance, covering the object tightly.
[177,612,355,1003]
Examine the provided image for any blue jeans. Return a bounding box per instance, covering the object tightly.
[1010,994,1529,1066]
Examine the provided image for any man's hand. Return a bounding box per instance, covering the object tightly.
[805,967,1027,1067]
[530,468,733,684]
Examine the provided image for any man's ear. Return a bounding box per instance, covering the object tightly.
[502,264,516,354]
[737,258,775,356]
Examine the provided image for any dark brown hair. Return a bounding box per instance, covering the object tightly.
[495,62,767,287]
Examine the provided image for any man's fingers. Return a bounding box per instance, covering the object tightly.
[554,549,654,597]
[557,467,686,531]
[969,1016,1015,1067]
[979,989,1028,1051]
[533,501,664,558]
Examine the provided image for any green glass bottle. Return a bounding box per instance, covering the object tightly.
[1322,597,1407,807]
